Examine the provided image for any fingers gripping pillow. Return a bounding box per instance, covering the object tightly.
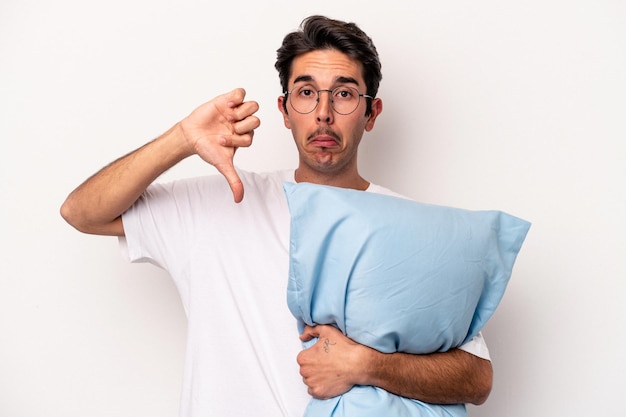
[283,182,530,417]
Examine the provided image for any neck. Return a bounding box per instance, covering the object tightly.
[294,167,369,191]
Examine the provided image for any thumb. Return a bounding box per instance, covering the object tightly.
[215,161,244,203]
[225,87,247,108]
[299,325,319,342]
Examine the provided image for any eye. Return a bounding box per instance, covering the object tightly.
[334,87,354,100]
[296,86,316,98]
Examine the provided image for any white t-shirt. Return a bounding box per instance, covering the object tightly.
[120,169,489,417]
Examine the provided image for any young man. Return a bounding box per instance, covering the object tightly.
[61,15,492,417]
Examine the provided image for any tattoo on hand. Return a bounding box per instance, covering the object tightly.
[323,338,336,353]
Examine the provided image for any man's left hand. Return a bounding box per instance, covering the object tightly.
[297,324,372,399]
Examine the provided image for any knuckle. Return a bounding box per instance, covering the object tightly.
[309,387,326,399]
[240,134,253,146]
[296,353,307,367]
[220,136,232,147]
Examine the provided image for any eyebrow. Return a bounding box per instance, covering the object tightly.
[293,75,361,86]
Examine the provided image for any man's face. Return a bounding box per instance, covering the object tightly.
[278,49,382,179]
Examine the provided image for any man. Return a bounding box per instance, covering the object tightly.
[61,15,492,417]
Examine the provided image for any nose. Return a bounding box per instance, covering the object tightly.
[315,90,334,124]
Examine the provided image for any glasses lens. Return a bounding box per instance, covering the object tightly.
[331,86,360,115]
[289,85,317,114]
[289,85,362,115]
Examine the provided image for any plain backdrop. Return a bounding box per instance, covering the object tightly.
[1,1,625,416]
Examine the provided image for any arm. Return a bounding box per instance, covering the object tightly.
[60,88,260,236]
[297,324,492,405]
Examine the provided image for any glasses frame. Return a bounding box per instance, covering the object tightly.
[283,85,374,116]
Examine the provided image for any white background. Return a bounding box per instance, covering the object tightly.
[1,1,625,416]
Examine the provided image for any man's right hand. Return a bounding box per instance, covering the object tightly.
[179,88,260,203]
[61,88,261,236]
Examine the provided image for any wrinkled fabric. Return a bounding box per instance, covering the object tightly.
[284,182,530,417]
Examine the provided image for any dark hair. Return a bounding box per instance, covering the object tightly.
[275,15,382,115]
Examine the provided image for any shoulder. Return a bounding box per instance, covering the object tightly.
[366,183,410,200]
[146,169,295,195]
[238,168,295,188]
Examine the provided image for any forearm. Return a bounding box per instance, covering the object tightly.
[61,123,192,235]
[361,347,493,405]
[298,325,492,405]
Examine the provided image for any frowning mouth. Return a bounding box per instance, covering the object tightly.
[308,129,340,148]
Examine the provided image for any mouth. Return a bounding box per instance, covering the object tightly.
[308,129,340,148]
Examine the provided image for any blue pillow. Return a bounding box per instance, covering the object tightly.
[283,182,530,417]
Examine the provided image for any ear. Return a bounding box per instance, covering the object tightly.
[365,98,383,132]
[277,95,291,129]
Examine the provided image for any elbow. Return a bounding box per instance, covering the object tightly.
[471,386,492,406]
[60,198,77,228]
[60,195,94,234]
[469,358,493,405]
[60,197,85,232]
[60,196,124,236]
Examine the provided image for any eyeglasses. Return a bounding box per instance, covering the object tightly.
[284,84,373,115]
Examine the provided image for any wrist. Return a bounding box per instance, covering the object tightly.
[140,123,195,174]
[352,343,382,387]
[168,122,196,160]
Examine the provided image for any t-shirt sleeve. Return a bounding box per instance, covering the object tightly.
[119,202,158,266]
[116,174,242,274]
[117,188,170,270]
[117,180,204,273]
[457,332,490,360]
